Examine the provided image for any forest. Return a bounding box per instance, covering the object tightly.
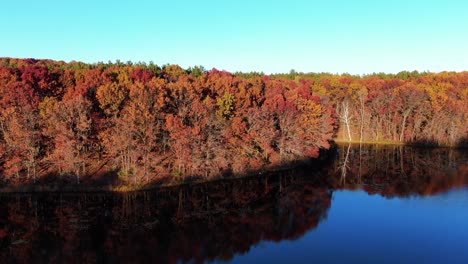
[0,58,467,187]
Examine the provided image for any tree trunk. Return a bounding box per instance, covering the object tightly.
[399,110,410,142]
[341,101,352,141]
[359,97,365,142]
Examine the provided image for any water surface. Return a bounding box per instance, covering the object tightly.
[1,144,467,264]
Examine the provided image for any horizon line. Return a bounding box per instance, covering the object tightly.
[1,56,466,76]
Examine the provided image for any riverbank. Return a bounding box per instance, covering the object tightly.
[333,139,467,148]
[2,141,465,194]
[0,155,333,194]
[333,139,405,145]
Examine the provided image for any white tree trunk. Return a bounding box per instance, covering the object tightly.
[341,101,352,141]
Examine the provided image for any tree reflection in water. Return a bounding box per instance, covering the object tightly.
[0,144,467,264]
[330,144,468,197]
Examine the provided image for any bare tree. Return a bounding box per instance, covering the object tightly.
[340,100,352,141]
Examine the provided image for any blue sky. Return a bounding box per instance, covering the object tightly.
[1,0,467,74]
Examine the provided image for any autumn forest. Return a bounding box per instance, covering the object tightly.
[0,58,467,188]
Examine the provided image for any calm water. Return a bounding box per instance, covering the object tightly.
[1,144,467,264]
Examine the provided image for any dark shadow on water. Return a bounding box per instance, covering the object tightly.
[407,138,441,147]
[0,147,335,192]
[407,136,468,148]
[0,144,467,263]
[456,136,468,148]
[0,169,333,264]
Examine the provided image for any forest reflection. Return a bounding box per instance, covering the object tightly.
[333,144,468,197]
[0,144,467,264]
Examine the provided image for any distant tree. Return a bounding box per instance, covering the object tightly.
[187,65,206,78]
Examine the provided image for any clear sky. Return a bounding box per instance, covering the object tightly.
[1,0,467,74]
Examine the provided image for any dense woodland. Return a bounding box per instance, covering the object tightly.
[0,58,467,186]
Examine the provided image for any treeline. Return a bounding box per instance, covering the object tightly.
[0,58,335,185]
[271,69,467,146]
[243,69,467,146]
[0,58,467,186]
[313,72,467,145]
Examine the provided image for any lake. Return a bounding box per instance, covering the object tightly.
[1,144,467,264]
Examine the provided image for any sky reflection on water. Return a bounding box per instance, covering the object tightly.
[228,187,468,264]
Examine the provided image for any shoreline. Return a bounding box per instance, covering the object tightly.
[333,139,466,148]
[1,141,466,194]
[0,159,325,195]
